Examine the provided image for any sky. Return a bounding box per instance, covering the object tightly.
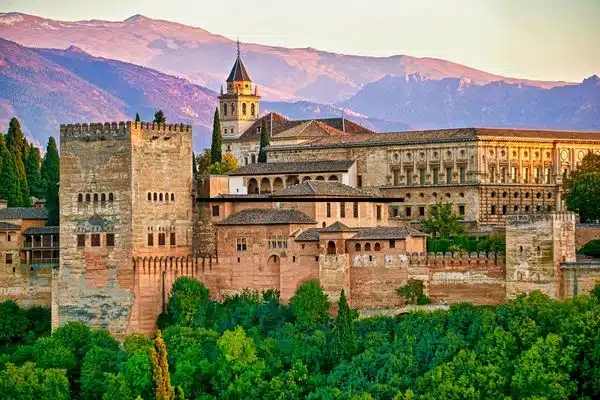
[1,0,599,82]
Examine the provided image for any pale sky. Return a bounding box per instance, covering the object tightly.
[2,0,599,82]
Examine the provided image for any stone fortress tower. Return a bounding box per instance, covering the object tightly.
[218,40,260,140]
[55,121,193,336]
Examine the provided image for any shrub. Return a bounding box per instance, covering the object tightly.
[396,279,431,305]
[579,239,600,258]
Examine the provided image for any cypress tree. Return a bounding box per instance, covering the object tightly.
[151,330,174,400]
[153,110,166,124]
[135,112,141,122]
[24,143,44,199]
[192,152,197,177]
[0,136,21,207]
[257,119,269,163]
[210,108,222,164]
[5,117,30,205]
[41,137,60,226]
[331,289,357,362]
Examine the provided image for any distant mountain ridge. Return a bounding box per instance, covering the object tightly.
[0,12,576,104]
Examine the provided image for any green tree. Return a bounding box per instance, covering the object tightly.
[192,151,197,177]
[0,362,70,400]
[208,152,239,175]
[196,149,212,177]
[420,201,463,238]
[154,110,167,124]
[330,289,358,362]
[81,345,123,400]
[565,173,600,222]
[167,277,211,327]
[563,152,600,192]
[289,280,330,330]
[396,279,431,305]
[258,119,270,163]
[0,300,27,344]
[135,112,141,122]
[41,137,60,225]
[151,330,175,400]
[25,143,44,199]
[0,135,22,207]
[5,117,30,205]
[211,108,222,164]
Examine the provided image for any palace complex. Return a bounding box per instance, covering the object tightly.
[1,44,600,337]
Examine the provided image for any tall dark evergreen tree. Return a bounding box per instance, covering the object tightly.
[330,289,357,362]
[192,152,197,177]
[135,113,141,122]
[0,136,21,207]
[257,120,270,163]
[153,110,166,124]
[5,117,30,205]
[211,108,222,164]
[41,137,60,226]
[24,143,44,199]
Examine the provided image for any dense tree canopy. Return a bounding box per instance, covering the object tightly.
[420,201,464,238]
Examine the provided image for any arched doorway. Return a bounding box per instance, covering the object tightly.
[328,175,339,182]
[327,241,337,255]
[316,176,325,181]
[272,177,284,192]
[262,255,281,291]
[260,178,272,194]
[302,176,312,182]
[247,178,259,194]
[286,175,299,187]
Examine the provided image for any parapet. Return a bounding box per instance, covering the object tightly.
[506,211,577,226]
[351,251,505,268]
[60,121,131,142]
[134,121,192,133]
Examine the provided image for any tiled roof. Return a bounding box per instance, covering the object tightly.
[272,181,373,198]
[295,228,321,241]
[23,226,59,235]
[320,221,357,232]
[212,194,272,199]
[217,208,316,225]
[0,222,20,230]
[350,227,428,240]
[228,160,355,176]
[0,207,48,220]
[227,56,251,82]
[273,120,346,139]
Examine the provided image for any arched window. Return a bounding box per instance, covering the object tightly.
[223,103,228,116]
[171,193,175,202]
[93,193,98,202]
[101,193,106,202]
[153,193,157,201]
[250,103,255,116]
[231,103,235,113]
[374,242,381,251]
[536,246,541,256]
[365,243,371,251]
[165,192,169,202]
[355,243,361,251]
[78,193,83,202]
[242,103,247,116]
[159,193,163,202]
[327,241,336,255]
[148,192,151,201]
[109,193,114,202]
[86,194,91,202]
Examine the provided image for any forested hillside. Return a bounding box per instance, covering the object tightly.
[1,278,600,399]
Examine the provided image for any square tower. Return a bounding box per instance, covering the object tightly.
[56,121,193,336]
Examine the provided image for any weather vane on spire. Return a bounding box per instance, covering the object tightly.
[237,37,240,57]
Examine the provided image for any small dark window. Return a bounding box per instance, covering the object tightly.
[340,202,345,218]
[357,175,363,187]
[78,193,83,202]
[109,193,114,202]
[406,207,412,217]
[374,243,381,251]
[159,193,163,202]
[93,193,99,202]
[171,193,175,201]
[365,243,371,251]
[106,233,115,247]
[502,205,508,215]
[355,243,361,251]
[491,205,496,215]
[212,205,220,217]
[459,205,465,216]
[91,234,101,247]
[147,233,154,246]
[389,240,396,249]
[170,232,176,246]
[153,193,157,201]
[315,256,319,261]
[326,203,331,218]
[86,193,91,202]
[353,202,359,218]
[293,256,296,262]
[513,205,519,212]
[419,207,425,217]
[158,233,166,246]
[376,205,382,220]
[77,234,86,247]
[148,192,152,201]
[6,253,13,265]
[101,193,106,202]
[525,205,530,212]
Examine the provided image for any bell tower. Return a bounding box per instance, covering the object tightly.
[218,40,260,140]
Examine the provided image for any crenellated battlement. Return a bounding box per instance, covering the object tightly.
[507,211,576,225]
[351,251,504,268]
[59,121,193,142]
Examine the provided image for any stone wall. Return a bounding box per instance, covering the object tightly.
[0,264,52,308]
[561,264,600,297]
[575,224,600,250]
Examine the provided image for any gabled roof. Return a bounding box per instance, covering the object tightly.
[320,221,357,232]
[0,207,48,220]
[350,227,428,240]
[272,181,373,198]
[273,120,346,139]
[23,226,59,235]
[0,221,20,230]
[228,160,355,176]
[295,228,322,242]
[227,56,251,82]
[216,208,316,225]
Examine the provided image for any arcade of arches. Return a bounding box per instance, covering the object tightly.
[247,174,341,194]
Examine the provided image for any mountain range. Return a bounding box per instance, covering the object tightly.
[0,12,598,149]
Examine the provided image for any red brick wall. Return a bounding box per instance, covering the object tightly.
[575,224,600,250]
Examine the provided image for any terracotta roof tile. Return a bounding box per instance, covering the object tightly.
[350,227,428,240]
[228,160,355,176]
[0,207,48,220]
[272,181,374,198]
[217,208,316,225]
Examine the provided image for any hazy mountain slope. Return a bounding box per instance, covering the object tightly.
[0,12,573,104]
[341,74,600,131]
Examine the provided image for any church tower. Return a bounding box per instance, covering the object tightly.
[219,40,260,140]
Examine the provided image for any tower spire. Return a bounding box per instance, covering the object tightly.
[237,37,240,58]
